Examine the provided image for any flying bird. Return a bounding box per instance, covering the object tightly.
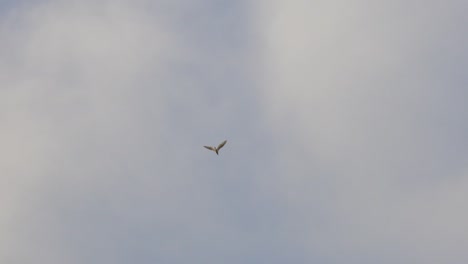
[204,140,227,155]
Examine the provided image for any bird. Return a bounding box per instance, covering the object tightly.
[204,140,227,155]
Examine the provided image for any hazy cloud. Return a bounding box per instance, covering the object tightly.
[1,0,467,263]
[258,0,468,263]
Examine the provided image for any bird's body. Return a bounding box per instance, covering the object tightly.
[204,140,227,155]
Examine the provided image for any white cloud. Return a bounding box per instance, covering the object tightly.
[257,0,468,263]
[0,1,181,263]
[0,1,271,263]
[1,0,467,263]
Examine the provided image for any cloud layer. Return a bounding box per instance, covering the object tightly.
[258,0,468,263]
[1,0,467,263]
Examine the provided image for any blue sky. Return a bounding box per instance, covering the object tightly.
[1,0,467,263]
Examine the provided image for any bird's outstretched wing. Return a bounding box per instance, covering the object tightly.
[217,140,227,150]
[204,146,215,151]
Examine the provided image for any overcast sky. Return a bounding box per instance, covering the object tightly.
[1,0,467,263]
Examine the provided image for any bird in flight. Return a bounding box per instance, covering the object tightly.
[204,140,227,155]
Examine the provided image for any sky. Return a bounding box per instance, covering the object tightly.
[1,0,467,263]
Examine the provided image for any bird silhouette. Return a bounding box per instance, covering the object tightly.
[204,140,227,155]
